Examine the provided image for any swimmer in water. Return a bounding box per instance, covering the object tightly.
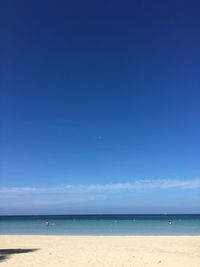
[168,220,172,225]
[45,220,49,226]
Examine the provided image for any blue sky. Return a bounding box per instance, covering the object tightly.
[1,0,200,214]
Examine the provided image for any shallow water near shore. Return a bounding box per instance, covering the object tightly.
[0,214,200,235]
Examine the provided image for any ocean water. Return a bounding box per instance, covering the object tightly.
[0,214,200,236]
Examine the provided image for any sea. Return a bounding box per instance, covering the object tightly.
[0,214,200,236]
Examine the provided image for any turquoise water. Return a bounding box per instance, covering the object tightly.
[0,215,200,235]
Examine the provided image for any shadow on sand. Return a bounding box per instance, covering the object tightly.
[0,248,39,263]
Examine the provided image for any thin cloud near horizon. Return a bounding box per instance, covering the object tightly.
[1,178,200,194]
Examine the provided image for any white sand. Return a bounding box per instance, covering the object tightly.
[0,236,200,267]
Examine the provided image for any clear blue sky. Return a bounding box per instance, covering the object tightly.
[1,0,200,214]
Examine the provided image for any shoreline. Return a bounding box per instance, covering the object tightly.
[1,234,200,236]
[1,236,200,266]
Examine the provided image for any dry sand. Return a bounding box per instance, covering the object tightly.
[0,236,200,267]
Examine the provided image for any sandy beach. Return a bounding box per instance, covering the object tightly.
[0,236,200,267]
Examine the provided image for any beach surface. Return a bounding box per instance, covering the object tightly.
[0,236,200,267]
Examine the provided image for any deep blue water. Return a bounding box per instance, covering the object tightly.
[0,214,200,235]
